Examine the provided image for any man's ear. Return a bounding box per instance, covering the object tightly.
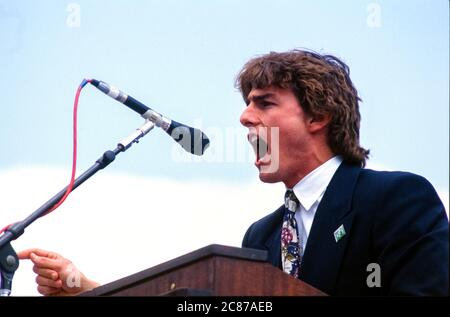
[307,113,331,133]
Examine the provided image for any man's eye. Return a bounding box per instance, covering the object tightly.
[261,102,274,107]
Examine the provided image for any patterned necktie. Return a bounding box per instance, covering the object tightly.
[281,189,302,278]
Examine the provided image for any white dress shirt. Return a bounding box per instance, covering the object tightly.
[290,156,343,255]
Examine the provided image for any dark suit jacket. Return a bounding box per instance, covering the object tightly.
[242,162,449,295]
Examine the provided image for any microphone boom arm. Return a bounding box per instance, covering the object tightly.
[0,120,155,296]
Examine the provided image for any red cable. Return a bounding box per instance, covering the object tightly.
[0,79,90,234]
[43,80,87,214]
[0,224,10,234]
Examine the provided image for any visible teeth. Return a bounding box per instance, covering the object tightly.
[249,134,258,145]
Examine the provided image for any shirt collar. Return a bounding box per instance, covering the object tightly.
[290,156,343,211]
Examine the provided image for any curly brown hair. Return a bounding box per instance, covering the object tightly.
[235,49,370,167]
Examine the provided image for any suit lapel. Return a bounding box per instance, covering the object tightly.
[263,206,284,269]
[299,162,361,295]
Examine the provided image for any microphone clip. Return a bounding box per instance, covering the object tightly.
[118,120,155,151]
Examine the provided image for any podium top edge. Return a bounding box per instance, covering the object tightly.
[191,244,268,262]
[82,244,268,296]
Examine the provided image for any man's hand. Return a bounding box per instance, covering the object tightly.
[17,248,100,296]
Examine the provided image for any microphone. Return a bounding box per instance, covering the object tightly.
[90,79,210,155]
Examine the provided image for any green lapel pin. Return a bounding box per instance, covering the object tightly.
[334,224,346,242]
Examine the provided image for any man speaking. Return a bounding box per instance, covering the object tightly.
[18,49,449,296]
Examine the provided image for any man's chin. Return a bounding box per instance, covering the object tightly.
[258,171,281,184]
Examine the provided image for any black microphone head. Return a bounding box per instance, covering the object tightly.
[166,120,210,155]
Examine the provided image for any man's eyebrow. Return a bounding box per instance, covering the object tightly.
[246,93,276,104]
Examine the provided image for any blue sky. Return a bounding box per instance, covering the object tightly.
[0,0,448,296]
[1,0,448,190]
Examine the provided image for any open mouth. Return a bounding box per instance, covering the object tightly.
[248,133,270,165]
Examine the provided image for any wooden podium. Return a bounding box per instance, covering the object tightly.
[82,244,325,296]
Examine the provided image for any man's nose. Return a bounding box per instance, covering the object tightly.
[240,105,259,127]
